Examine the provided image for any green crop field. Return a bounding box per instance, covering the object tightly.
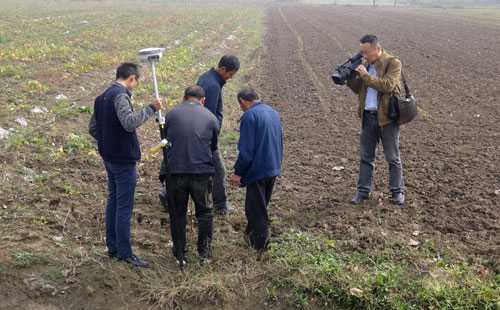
[0,1,267,309]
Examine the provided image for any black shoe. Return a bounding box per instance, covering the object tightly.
[200,256,211,265]
[159,191,168,213]
[198,247,212,264]
[173,252,186,269]
[351,192,369,205]
[108,251,118,259]
[172,246,187,269]
[199,251,212,265]
[176,258,186,269]
[214,203,234,216]
[390,193,405,206]
[121,255,153,268]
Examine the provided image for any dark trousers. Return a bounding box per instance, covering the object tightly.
[160,151,226,212]
[357,111,404,195]
[245,177,276,251]
[166,174,213,259]
[104,161,137,259]
[212,149,228,211]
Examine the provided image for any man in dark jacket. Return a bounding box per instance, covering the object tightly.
[229,88,283,251]
[89,63,162,268]
[196,55,240,215]
[165,85,219,267]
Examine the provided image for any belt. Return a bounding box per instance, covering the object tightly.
[364,110,378,115]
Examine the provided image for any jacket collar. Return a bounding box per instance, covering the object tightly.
[113,81,133,97]
[372,50,393,74]
[248,100,262,111]
[183,99,202,106]
[209,68,226,87]
[241,101,262,119]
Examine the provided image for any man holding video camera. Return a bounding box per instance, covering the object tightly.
[344,34,405,206]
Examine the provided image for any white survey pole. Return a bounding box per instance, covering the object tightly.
[150,61,164,124]
[139,47,166,125]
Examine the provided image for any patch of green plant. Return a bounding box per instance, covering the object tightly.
[78,106,92,114]
[23,80,49,95]
[10,251,49,268]
[52,98,79,118]
[64,133,92,154]
[0,65,24,79]
[268,232,500,310]
[3,128,51,155]
[43,267,65,282]
[4,130,26,150]
[220,131,240,145]
[31,216,49,227]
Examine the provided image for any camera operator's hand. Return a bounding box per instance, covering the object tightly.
[355,65,369,78]
[151,98,163,111]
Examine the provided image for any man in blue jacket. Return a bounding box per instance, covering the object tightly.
[229,88,283,251]
[89,63,162,268]
[197,55,240,215]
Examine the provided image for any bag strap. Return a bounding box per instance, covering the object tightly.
[387,57,412,98]
[401,70,412,98]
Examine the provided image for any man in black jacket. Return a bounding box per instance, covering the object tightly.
[196,55,240,215]
[159,56,240,216]
[165,85,219,267]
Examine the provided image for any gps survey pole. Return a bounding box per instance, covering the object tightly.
[138,48,169,159]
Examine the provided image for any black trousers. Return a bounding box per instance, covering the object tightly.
[166,174,213,260]
[245,177,276,251]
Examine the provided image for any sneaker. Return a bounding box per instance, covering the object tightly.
[200,256,212,265]
[351,192,369,205]
[199,249,212,265]
[121,255,153,268]
[390,193,405,206]
[159,190,168,213]
[175,257,187,269]
[214,203,235,216]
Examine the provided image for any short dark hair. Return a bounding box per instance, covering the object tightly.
[116,63,140,80]
[360,34,379,46]
[237,88,259,103]
[184,85,205,100]
[218,55,240,72]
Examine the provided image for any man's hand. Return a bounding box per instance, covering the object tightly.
[229,174,241,187]
[152,98,163,111]
[355,65,369,78]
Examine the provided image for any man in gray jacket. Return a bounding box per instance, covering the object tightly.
[89,63,161,268]
[164,85,219,267]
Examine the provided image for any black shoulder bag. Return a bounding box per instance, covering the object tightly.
[388,66,418,125]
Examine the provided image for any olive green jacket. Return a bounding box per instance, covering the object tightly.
[346,50,401,127]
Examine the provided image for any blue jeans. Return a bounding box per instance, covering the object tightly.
[104,161,137,259]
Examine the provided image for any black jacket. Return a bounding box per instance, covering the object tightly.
[164,101,219,175]
[197,68,225,128]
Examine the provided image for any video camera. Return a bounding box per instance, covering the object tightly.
[331,53,363,85]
